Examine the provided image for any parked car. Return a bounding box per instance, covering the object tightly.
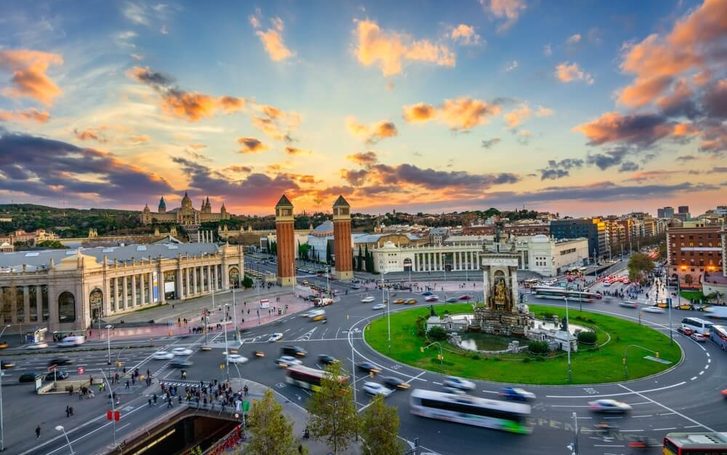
[381,376,411,390]
[498,386,536,402]
[357,362,381,375]
[48,357,73,367]
[588,399,632,413]
[281,345,307,357]
[276,356,302,368]
[18,372,42,383]
[443,376,475,392]
[360,296,375,303]
[268,333,284,342]
[372,304,386,310]
[172,347,193,356]
[363,382,393,397]
[405,298,417,305]
[226,354,249,364]
[152,351,174,360]
[318,354,338,366]
[690,332,708,343]
[45,370,69,381]
[1,360,16,370]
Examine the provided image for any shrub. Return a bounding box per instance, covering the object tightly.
[528,340,549,354]
[522,358,531,363]
[577,331,597,344]
[427,326,448,342]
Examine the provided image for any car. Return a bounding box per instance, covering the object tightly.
[268,333,284,342]
[360,296,375,303]
[0,341,8,349]
[318,354,338,366]
[276,356,302,368]
[45,370,69,381]
[690,332,708,343]
[588,399,632,413]
[170,359,193,368]
[172,347,193,356]
[619,301,638,309]
[281,345,307,357]
[458,295,472,301]
[721,388,727,398]
[381,376,411,390]
[1,360,15,370]
[678,304,694,310]
[18,372,42,383]
[363,382,393,397]
[357,362,382,375]
[424,295,439,302]
[443,376,475,392]
[226,354,249,364]
[152,351,174,360]
[677,326,694,336]
[48,357,73,367]
[57,336,85,347]
[498,386,536,402]
[372,303,386,310]
[656,301,669,309]
[25,342,49,350]
[446,297,458,303]
[422,291,433,296]
[642,306,665,314]
[393,298,405,305]
[405,298,417,305]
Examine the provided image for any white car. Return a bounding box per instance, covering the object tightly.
[588,399,632,413]
[268,333,284,342]
[152,350,174,360]
[443,376,476,392]
[642,306,665,314]
[424,295,439,302]
[226,354,249,364]
[363,382,393,397]
[361,296,375,303]
[172,347,193,356]
[25,342,49,350]
[276,356,302,368]
[372,303,386,310]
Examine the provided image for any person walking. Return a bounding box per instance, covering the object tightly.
[66,405,70,418]
[35,425,41,439]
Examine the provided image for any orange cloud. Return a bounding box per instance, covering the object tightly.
[402,103,436,122]
[285,146,312,156]
[402,97,502,131]
[250,103,301,141]
[354,19,455,76]
[504,104,531,128]
[74,127,108,143]
[345,117,398,144]
[347,151,379,166]
[574,112,674,146]
[0,49,63,105]
[249,13,294,62]
[129,135,150,144]
[481,0,527,32]
[237,137,268,153]
[450,24,481,46]
[218,96,246,112]
[0,108,50,123]
[555,62,594,85]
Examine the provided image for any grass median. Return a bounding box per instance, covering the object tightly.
[364,303,681,385]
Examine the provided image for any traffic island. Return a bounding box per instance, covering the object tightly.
[364,303,682,385]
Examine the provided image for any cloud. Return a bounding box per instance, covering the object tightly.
[249,12,294,62]
[250,103,301,142]
[555,62,594,85]
[566,33,582,45]
[128,66,245,121]
[481,138,501,149]
[237,137,267,154]
[543,44,553,56]
[285,146,311,156]
[574,112,675,148]
[74,127,108,143]
[403,97,502,131]
[504,60,519,72]
[347,151,379,166]
[676,155,697,162]
[402,102,437,123]
[0,49,64,105]
[618,161,640,172]
[0,108,50,123]
[450,24,481,46]
[129,134,150,144]
[354,19,455,76]
[504,104,531,128]
[0,131,172,204]
[122,2,177,31]
[539,158,584,180]
[346,117,398,144]
[585,147,632,170]
[480,0,527,32]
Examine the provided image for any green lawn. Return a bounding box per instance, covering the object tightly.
[680,290,704,303]
[364,304,682,385]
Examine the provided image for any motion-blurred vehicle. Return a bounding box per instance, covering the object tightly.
[424,295,439,302]
[172,347,193,356]
[619,301,638,309]
[281,345,307,357]
[170,359,193,368]
[275,356,302,368]
[363,382,393,397]
[372,304,386,310]
[642,306,665,314]
[405,298,417,305]
[443,376,475,392]
[690,332,708,343]
[394,298,405,304]
[48,357,73,367]
[18,372,41,383]
[268,333,284,342]
[498,386,536,402]
[226,354,248,364]
[1,360,15,370]
[152,351,174,360]
[360,296,375,303]
[45,370,69,381]
[357,362,381,375]
[446,297,458,303]
[458,295,472,301]
[381,376,411,390]
[588,399,632,413]
[25,342,49,350]
[318,354,338,366]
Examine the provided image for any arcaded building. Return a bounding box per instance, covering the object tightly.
[0,241,244,334]
[140,192,230,225]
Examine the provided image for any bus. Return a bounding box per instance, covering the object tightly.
[522,279,540,289]
[409,389,532,434]
[680,317,714,335]
[532,286,602,303]
[663,432,727,454]
[710,325,727,350]
[285,365,348,392]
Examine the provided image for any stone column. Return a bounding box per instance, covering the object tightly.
[176,266,184,300]
[147,272,153,305]
[159,265,166,304]
[191,267,197,295]
[122,276,128,310]
[35,285,42,322]
[511,268,518,309]
[482,270,489,306]
[139,274,146,305]
[23,286,30,323]
[131,274,137,307]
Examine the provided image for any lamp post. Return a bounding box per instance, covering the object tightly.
[421,342,444,365]
[351,338,357,406]
[379,258,391,347]
[0,351,5,452]
[232,289,239,344]
[98,369,117,447]
[0,325,10,340]
[55,425,75,455]
[105,325,113,365]
[564,284,573,383]
[622,344,660,379]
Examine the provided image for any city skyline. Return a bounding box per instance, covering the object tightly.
[0,0,725,217]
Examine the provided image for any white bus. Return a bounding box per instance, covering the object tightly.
[680,317,713,335]
[285,365,348,392]
[409,389,532,434]
[709,325,727,350]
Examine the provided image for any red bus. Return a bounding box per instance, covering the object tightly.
[663,432,727,454]
[285,365,349,392]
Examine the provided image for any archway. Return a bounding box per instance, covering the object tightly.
[229,267,240,288]
[89,288,103,321]
[58,291,76,323]
[403,258,412,272]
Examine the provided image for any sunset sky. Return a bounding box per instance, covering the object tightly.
[0,0,724,217]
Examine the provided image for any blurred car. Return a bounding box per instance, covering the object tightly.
[405,298,417,305]
[1,360,15,370]
[360,296,375,303]
[690,332,708,343]
[656,301,669,309]
[318,354,338,366]
[48,357,73,367]
[276,356,302,368]
[172,347,193,356]
[25,342,49,350]
[170,359,193,368]
[424,295,439,302]
[363,382,393,397]
[394,298,405,305]
[18,372,42,383]
[0,341,8,349]
[642,306,665,314]
[372,304,386,310]
[458,295,472,301]
[498,386,536,402]
[281,345,307,357]
[357,362,381,375]
[152,350,174,360]
[721,388,727,398]
[619,301,638,309]
[677,326,694,336]
[268,332,284,342]
[226,354,249,364]
[678,303,694,311]
[45,370,69,381]
[443,376,475,392]
[381,376,411,390]
[422,291,433,296]
[446,297,458,303]
[588,399,632,413]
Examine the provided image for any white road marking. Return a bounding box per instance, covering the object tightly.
[620,429,644,432]
[691,376,698,381]
[654,427,677,431]
[594,444,624,447]
[546,381,686,399]
[617,383,716,432]
[632,414,651,418]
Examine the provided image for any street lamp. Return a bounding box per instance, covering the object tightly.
[98,369,117,447]
[0,325,10,340]
[420,342,444,365]
[379,258,390,347]
[564,284,573,383]
[231,289,240,344]
[105,325,113,365]
[55,425,75,455]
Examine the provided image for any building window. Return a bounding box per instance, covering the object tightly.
[15,286,24,323]
[58,291,76,323]
[41,286,49,321]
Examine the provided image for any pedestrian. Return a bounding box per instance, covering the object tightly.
[126,380,130,390]
[69,406,74,416]
[66,405,70,418]
[35,425,41,438]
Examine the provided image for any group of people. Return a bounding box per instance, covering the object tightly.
[156,379,249,412]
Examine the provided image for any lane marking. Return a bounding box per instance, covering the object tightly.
[618,383,716,432]
[546,381,686,399]
[632,414,651,418]
[654,427,677,431]
[691,376,698,381]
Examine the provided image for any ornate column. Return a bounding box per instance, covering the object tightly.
[147,272,154,305]
[482,270,489,307]
[176,264,184,300]
[131,274,137,307]
[23,286,30,323]
[35,285,42,322]
[122,275,128,310]
[510,267,518,308]
[191,266,197,295]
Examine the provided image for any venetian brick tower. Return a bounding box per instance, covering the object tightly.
[275,195,296,286]
[332,195,353,281]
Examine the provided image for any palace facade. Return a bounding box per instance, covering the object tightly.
[140,192,230,225]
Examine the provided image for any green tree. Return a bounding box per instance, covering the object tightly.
[307,362,358,454]
[627,252,654,282]
[357,245,364,272]
[359,395,402,455]
[247,389,299,455]
[242,275,254,289]
[427,326,448,341]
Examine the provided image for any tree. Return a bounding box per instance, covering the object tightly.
[242,275,254,289]
[683,274,693,287]
[246,389,299,455]
[357,245,364,272]
[307,362,358,454]
[427,326,448,342]
[627,252,654,282]
[358,395,402,455]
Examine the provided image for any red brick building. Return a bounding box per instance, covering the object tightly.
[667,223,723,289]
[275,195,296,286]
[332,195,353,280]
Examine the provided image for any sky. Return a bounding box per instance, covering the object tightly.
[0,0,725,217]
